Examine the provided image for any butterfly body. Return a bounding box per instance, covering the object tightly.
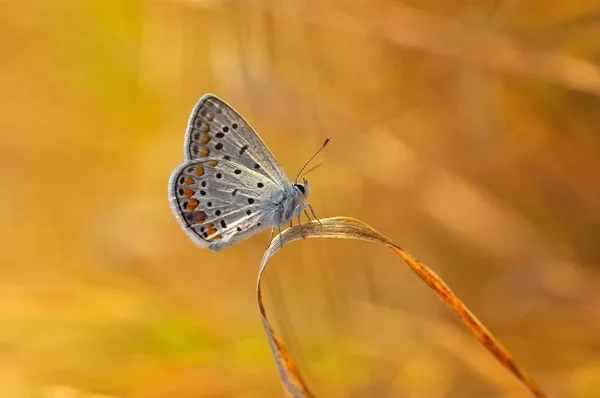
[168,94,315,252]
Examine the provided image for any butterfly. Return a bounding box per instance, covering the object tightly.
[168,94,328,252]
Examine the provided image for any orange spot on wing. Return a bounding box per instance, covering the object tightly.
[200,134,210,144]
[207,114,214,121]
[209,160,218,167]
[200,148,209,157]
[212,235,222,241]
[195,166,204,176]
[201,124,209,133]
[206,223,218,238]
[185,177,194,186]
[187,199,199,211]
[184,189,194,198]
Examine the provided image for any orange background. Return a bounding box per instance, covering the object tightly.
[2,1,600,397]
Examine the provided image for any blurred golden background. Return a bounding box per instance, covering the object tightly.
[2,1,600,397]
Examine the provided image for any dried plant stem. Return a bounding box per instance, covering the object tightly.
[256,217,546,397]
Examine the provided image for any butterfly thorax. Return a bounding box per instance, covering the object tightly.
[271,180,310,227]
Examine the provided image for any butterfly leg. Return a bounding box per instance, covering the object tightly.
[268,227,275,242]
[291,204,310,239]
[277,225,283,249]
[296,211,306,239]
[304,209,311,221]
[275,204,285,249]
[294,205,310,226]
[265,227,275,249]
[305,203,322,225]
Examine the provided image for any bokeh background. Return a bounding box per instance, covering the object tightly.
[2,1,600,397]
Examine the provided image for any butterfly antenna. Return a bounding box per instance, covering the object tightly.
[295,137,330,184]
[300,160,324,179]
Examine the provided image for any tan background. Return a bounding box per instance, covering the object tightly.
[2,1,600,397]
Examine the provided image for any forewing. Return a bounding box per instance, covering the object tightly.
[183,94,289,187]
[168,158,276,250]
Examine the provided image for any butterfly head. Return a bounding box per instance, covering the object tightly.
[293,178,310,199]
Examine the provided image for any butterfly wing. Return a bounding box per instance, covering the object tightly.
[169,94,290,251]
[183,94,289,187]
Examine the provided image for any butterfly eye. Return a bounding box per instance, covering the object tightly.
[294,183,306,194]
